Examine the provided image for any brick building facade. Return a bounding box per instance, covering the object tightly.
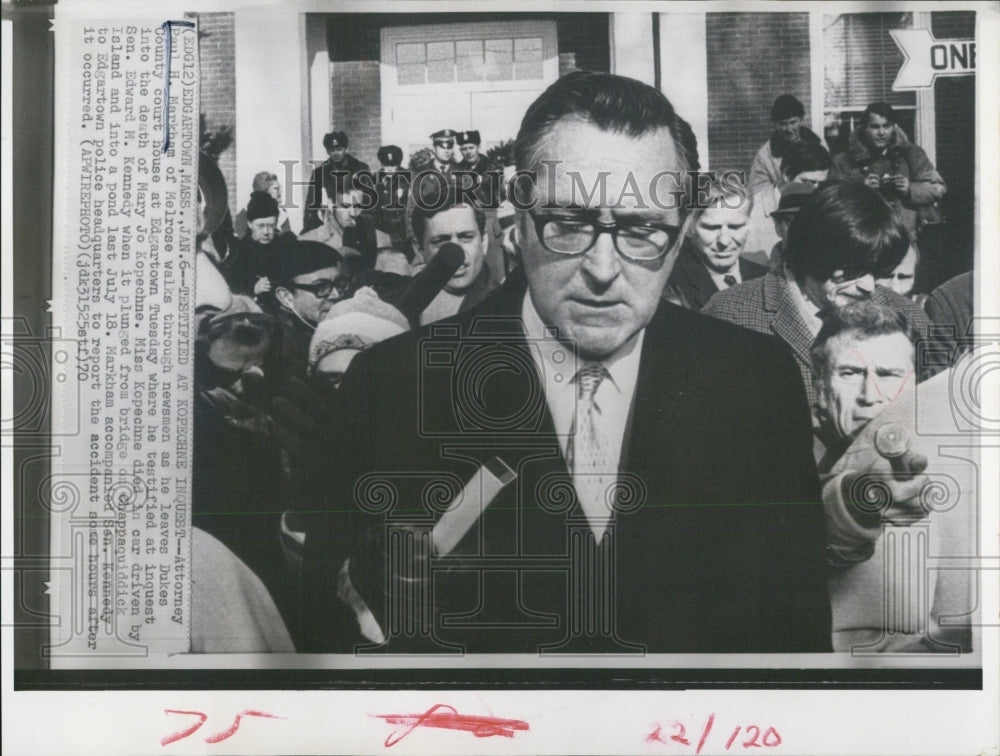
[194,9,976,279]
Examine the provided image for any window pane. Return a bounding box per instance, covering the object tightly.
[457,53,484,82]
[427,41,455,62]
[514,37,543,61]
[397,63,425,85]
[456,40,482,57]
[396,43,425,64]
[484,40,513,81]
[824,13,915,109]
[427,58,455,84]
[515,60,543,80]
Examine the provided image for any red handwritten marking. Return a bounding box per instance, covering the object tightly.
[203,710,284,744]
[646,724,666,743]
[161,710,208,746]
[375,704,529,747]
[724,725,741,750]
[695,713,715,755]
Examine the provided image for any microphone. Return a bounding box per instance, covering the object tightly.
[873,422,928,477]
[393,242,465,323]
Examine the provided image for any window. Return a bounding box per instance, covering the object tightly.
[394,36,545,85]
[824,13,917,139]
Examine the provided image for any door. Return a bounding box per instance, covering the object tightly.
[381,21,559,163]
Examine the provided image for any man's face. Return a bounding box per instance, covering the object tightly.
[332,191,362,229]
[817,331,914,439]
[327,145,348,163]
[517,119,684,360]
[421,205,486,293]
[691,203,751,273]
[433,140,454,164]
[248,216,278,244]
[802,270,876,311]
[877,245,917,297]
[866,113,893,151]
[789,169,828,187]
[267,180,282,202]
[284,265,345,325]
[459,143,479,163]
[775,116,803,143]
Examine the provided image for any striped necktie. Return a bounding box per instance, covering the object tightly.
[570,362,614,539]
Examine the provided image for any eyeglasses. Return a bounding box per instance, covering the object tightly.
[527,209,684,261]
[290,278,351,299]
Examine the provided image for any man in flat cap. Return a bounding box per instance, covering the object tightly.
[374,145,412,250]
[304,130,370,233]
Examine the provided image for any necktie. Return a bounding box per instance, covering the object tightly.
[570,362,614,539]
[723,274,738,288]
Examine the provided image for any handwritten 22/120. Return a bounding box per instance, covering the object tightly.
[647,714,783,753]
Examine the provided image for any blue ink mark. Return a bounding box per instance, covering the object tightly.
[159,20,195,152]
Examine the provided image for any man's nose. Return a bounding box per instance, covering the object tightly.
[855,274,875,295]
[858,372,883,405]
[581,233,621,286]
[716,226,732,247]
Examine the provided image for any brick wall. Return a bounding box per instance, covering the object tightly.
[196,12,237,216]
[705,12,812,175]
[329,60,382,170]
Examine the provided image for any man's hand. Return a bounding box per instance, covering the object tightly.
[891,175,911,196]
[253,276,272,296]
[843,452,930,528]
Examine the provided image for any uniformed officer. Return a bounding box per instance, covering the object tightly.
[374,145,412,250]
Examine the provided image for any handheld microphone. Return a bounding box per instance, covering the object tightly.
[393,242,465,323]
[874,422,928,477]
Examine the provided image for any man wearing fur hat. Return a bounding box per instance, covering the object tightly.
[304,130,370,233]
[374,145,412,250]
[224,190,295,298]
[830,102,946,239]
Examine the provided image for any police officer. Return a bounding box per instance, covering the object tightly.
[374,145,412,250]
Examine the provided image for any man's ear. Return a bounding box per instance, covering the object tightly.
[274,286,294,311]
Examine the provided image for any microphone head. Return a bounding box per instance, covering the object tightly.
[434,241,466,271]
[874,422,910,459]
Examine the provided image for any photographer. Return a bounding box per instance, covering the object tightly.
[830,102,946,239]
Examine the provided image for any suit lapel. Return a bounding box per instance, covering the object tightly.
[762,273,813,368]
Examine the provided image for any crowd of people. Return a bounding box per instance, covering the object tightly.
[188,74,976,655]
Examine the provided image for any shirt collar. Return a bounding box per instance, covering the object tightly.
[521,290,644,398]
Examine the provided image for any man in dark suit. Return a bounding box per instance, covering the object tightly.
[666,181,767,310]
[301,72,831,655]
[303,130,370,233]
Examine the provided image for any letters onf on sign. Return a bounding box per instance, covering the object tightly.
[890,28,976,91]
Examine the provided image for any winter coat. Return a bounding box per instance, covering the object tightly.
[830,124,946,238]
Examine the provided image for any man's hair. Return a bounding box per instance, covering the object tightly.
[687,175,753,236]
[252,171,278,192]
[810,300,915,380]
[784,181,909,282]
[781,141,832,180]
[410,182,487,245]
[513,71,700,174]
[771,94,805,122]
[864,101,897,126]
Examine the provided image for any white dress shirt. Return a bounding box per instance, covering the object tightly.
[707,263,742,291]
[521,292,644,535]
